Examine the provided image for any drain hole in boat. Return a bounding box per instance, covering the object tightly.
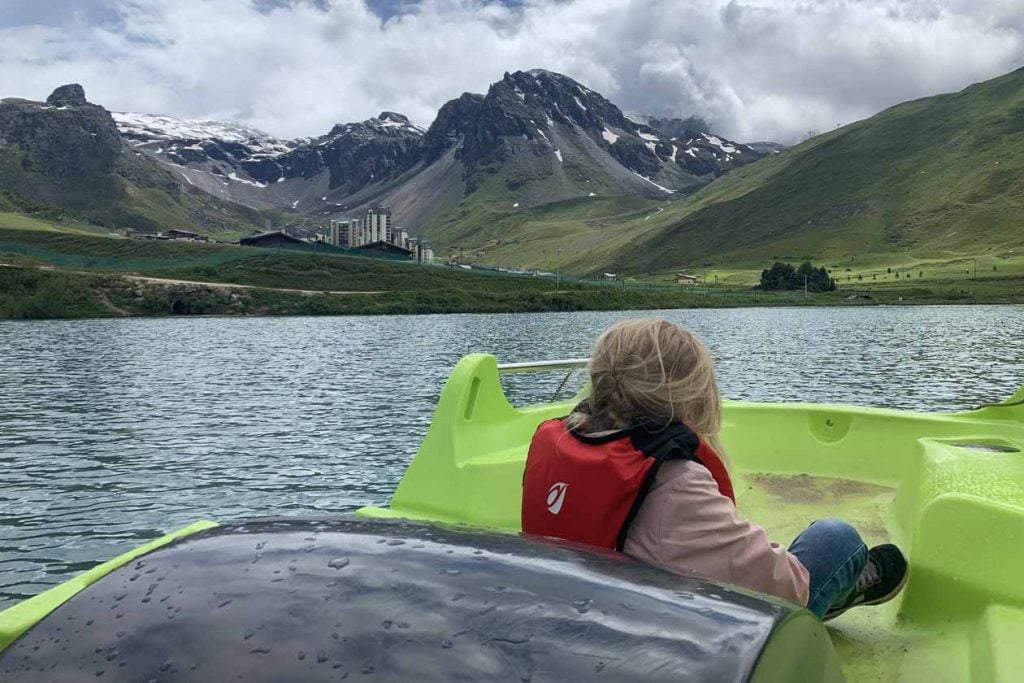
[950,441,1020,453]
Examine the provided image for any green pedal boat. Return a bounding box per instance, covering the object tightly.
[2,354,1022,682]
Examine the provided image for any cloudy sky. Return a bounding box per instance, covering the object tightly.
[2,0,1023,143]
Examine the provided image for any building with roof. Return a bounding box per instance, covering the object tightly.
[240,231,308,248]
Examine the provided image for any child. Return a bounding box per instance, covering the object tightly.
[521,318,907,619]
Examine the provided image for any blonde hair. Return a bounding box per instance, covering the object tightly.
[568,318,728,462]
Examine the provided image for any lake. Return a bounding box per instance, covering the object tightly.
[1,305,1022,608]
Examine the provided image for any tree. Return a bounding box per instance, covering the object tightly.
[759,261,835,292]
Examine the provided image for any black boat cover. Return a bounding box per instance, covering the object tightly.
[0,517,842,682]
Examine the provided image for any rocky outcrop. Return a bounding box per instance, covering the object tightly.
[46,84,88,107]
[0,84,122,179]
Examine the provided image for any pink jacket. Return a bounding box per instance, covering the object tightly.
[623,459,810,606]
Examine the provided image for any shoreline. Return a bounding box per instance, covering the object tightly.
[2,264,1021,321]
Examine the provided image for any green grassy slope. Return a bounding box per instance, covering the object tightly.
[4,219,1021,322]
[0,147,268,236]
[422,160,668,272]
[0,223,819,319]
[605,67,1024,274]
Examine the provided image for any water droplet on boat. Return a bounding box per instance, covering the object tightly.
[441,640,453,649]
[674,592,695,600]
[443,569,460,575]
[316,650,329,663]
[250,647,271,654]
[328,558,350,570]
[361,666,375,674]
[382,620,393,630]
[160,660,173,672]
[255,542,266,550]
[297,652,307,661]
[386,539,405,546]
[218,600,233,608]
[571,599,592,614]
[595,662,606,673]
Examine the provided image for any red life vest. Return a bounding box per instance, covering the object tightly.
[521,417,734,551]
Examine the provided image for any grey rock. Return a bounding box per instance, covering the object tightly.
[46,84,88,107]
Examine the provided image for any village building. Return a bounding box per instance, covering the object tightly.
[162,229,207,242]
[240,231,308,248]
[675,273,700,286]
[352,240,413,259]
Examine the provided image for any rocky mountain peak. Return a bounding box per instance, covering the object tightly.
[377,111,412,125]
[325,111,424,140]
[490,70,628,131]
[46,84,88,107]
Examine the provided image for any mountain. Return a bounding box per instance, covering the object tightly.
[110,70,765,236]
[0,85,268,234]
[595,66,1024,274]
[1,72,775,257]
[423,70,763,196]
[116,110,426,214]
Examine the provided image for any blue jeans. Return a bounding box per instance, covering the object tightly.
[788,518,868,618]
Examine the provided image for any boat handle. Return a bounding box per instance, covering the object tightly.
[496,358,589,403]
[496,358,589,374]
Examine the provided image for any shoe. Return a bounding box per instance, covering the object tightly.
[824,543,908,621]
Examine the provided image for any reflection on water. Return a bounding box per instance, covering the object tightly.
[0,305,1022,606]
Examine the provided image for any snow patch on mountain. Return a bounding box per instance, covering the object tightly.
[632,171,675,194]
[113,112,293,156]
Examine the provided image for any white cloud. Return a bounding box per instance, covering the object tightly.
[1,0,1023,143]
